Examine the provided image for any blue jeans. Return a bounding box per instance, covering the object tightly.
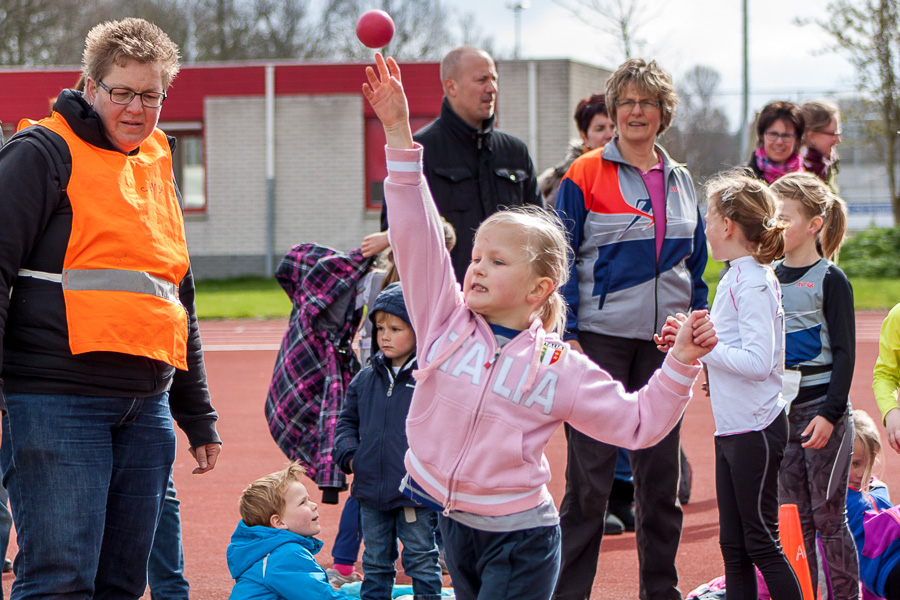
[0,392,175,599]
[148,471,190,600]
[358,503,442,600]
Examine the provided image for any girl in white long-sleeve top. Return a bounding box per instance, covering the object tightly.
[701,173,803,600]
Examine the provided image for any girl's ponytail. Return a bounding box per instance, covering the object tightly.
[541,290,568,336]
[820,194,848,261]
[706,171,785,265]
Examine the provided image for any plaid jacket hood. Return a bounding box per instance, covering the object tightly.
[265,243,374,489]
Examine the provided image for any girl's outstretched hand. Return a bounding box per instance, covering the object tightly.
[362,53,414,149]
[668,310,717,365]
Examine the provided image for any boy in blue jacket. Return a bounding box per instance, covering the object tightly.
[335,283,442,600]
[226,463,348,599]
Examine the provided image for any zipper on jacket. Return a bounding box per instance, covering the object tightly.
[443,318,524,513]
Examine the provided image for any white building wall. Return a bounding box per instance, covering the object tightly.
[187,94,379,278]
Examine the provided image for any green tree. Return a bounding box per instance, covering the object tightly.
[813,0,900,225]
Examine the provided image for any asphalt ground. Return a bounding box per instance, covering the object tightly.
[1,312,896,599]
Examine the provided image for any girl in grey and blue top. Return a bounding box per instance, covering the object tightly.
[771,172,858,600]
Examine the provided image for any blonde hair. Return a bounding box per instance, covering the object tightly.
[381,218,456,290]
[706,171,786,264]
[770,172,848,261]
[83,18,180,90]
[239,462,306,527]
[475,206,570,334]
[852,409,882,490]
[605,58,678,135]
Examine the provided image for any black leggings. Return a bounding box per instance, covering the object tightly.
[715,412,802,600]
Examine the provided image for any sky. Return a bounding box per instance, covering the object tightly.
[449,0,858,132]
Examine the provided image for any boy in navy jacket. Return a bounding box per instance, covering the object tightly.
[335,283,442,600]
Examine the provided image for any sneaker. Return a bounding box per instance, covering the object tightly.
[604,511,625,535]
[325,568,362,590]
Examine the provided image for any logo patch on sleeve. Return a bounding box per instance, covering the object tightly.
[540,341,565,366]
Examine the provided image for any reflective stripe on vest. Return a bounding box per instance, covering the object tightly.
[19,268,179,304]
[32,111,190,370]
[780,258,833,387]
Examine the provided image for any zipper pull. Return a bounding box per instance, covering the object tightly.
[387,380,394,397]
[483,349,500,369]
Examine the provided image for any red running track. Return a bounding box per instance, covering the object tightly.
[1,312,897,599]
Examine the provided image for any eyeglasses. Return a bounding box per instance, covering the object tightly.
[763,131,798,142]
[97,81,166,108]
[615,99,661,111]
[817,129,843,138]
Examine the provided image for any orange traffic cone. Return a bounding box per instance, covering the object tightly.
[780,503,815,600]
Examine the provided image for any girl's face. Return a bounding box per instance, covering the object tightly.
[777,197,820,256]
[849,438,869,491]
[580,112,616,150]
[704,201,728,262]
[464,223,547,329]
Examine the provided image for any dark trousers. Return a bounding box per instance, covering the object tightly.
[440,518,560,600]
[554,333,683,600]
[715,411,802,600]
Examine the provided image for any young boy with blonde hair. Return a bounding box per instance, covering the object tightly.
[226,463,348,599]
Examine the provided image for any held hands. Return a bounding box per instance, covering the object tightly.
[655,310,717,365]
[362,53,414,149]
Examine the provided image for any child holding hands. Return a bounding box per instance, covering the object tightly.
[362,53,717,600]
[699,173,802,600]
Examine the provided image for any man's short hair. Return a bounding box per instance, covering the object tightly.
[440,46,493,85]
[605,58,678,136]
[239,462,306,527]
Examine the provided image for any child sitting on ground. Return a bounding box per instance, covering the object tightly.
[847,409,900,600]
[226,463,348,599]
[335,282,443,600]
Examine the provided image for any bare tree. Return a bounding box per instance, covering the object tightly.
[551,0,655,63]
[662,65,738,184]
[810,0,900,224]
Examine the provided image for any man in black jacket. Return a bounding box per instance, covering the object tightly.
[381,46,542,283]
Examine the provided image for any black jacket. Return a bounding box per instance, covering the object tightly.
[382,98,542,283]
[0,90,219,448]
[334,351,418,511]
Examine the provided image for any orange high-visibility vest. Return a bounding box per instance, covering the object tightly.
[19,112,190,370]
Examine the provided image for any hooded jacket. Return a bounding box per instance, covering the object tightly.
[847,484,900,599]
[265,244,373,492]
[381,98,542,283]
[0,90,217,447]
[226,520,348,600]
[383,144,701,517]
[334,283,419,511]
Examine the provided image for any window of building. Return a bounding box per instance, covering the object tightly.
[162,123,206,212]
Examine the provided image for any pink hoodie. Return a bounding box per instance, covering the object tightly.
[385,145,701,517]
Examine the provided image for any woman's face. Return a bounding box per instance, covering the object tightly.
[807,116,842,156]
[615,83,662,149]
[761,118,798,165]
[580,112,616,150]
[86,59,165,153]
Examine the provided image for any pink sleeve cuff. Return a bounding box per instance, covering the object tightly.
[385,144,424,185]
[659,353,702,394]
